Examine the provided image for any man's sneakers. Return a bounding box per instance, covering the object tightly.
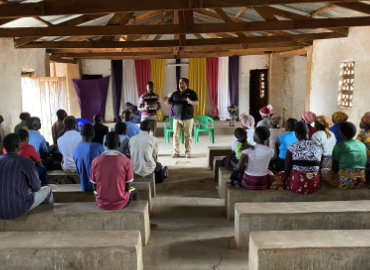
[171,152,180,158]
[171,153,191,158]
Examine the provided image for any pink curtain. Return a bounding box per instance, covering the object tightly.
[134,60,151,97]
[206,57,219,116]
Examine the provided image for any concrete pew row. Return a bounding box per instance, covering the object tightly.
[48,170,156,198]
[235,200,370,249]
[249,230,370,270]
[218,166,370,219]
[50,182,153,211]
[0,230,143,270]
[0,201,150,246]
[207,146,232,169]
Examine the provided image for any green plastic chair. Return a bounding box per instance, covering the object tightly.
[194,115,215,144]
[164,116,184,144]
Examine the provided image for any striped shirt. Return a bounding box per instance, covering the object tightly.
[0,153,41,220]
[138,92,160,121]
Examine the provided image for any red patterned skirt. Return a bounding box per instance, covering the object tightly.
[241,173,270,190]
[282,170,321,194]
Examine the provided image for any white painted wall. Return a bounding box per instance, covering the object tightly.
[0,38,47,133]
[239,55,269,114]
[310,26,370,128]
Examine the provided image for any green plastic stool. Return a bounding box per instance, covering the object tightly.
[164,116,184,144]
[194,115,215,144]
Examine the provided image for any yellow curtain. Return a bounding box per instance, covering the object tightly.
[188,58,207,117]
[150,59,165,121]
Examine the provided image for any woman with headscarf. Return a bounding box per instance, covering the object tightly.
[312,115,337,176]
[324,121,367,189]
[301,111,317,139]
[356,112,370,182]
[330,111,348,142]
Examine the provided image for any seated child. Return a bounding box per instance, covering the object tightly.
[229,128,249,186]
[236,127,273,190]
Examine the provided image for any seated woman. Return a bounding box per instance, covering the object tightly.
[237,127,273,190]
[283,121,323,194]
[268,113,284,170]
[356,112,369,182]
[312,115,336,177]
[324,121,367,189]
[276,118,298,171]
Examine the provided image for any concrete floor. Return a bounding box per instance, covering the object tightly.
[143,124,249,270]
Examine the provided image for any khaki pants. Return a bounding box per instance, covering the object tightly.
[173,118,194,155]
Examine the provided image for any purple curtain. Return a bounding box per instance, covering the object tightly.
[228,56,239,107]
[72,76,110,122]
[111,60,123,122]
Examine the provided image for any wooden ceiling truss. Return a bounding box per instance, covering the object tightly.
[0,0,369,61]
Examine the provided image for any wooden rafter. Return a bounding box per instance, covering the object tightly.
[4,16,369,37]
[14,14,108,46]
[214,8,247,38]
[308,4,336,18]
[334,2,370,14]
[234,7,246,19]
[0,0,364,18]
[19,32,345,49]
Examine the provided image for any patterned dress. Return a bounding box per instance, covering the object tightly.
[285,140,322,194]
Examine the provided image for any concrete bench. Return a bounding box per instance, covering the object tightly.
[0,201,150,246]
[213,155,225,182]
[0,230,143,270]
[207,146,232,169]
[218,166,232,198]
[50,182,152,211]
[226,183,370,219]
[134,173,156,197]
[249,230,370,270]
[235,200,370,249]
[48,170,80,184]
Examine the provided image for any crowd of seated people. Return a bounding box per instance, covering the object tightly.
[0,103,168,219]
[228,108,369,194]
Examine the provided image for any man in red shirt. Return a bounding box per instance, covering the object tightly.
[17,129,48,185]
[90,132,137,210]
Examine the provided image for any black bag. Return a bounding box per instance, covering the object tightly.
[222,152,238,171]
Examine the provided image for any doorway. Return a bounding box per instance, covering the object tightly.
[249,69,268,123]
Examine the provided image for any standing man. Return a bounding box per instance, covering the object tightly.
[162,78,199,158]
[138,81,161,136]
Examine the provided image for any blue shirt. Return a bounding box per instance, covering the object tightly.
[124,107,141,123]
[278,131,298,159]
[124,121,141,138]
[0,153,40,220]
[73,142,105,192]
[28,130,48,156]
[330,123,343,143]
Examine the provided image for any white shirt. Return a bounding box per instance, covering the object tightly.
[57,130,82,171]
[129,131,158,177]
[311,130,337,156]
[242,144,273,176]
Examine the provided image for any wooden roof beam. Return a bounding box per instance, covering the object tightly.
[19,32,344,49]
[308,4,336,18]
[0,0,364,18]
[214,8,247,38]
[279,47,308,57]
[334,2,370,15]
[14,13,109,46]
[4,16,368,37]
